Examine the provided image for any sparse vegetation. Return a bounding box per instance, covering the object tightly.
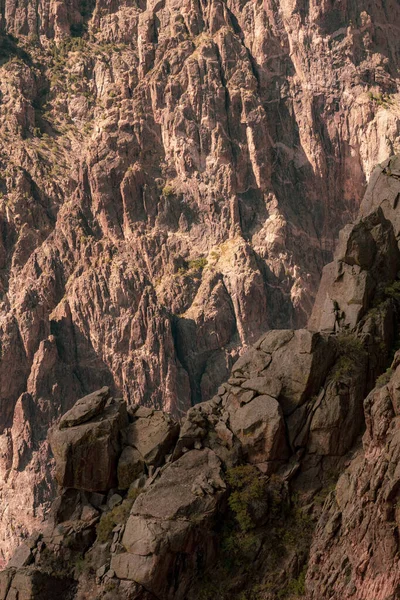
[96,491,142,542]
[376,367,393,388]
[226,465,266,532]
[162,184,175,197]
[368,91,395,108]
[196,472,313,600]
[383,281,400,300]
[188,257,207,271]
[175,256,207,277]
[331,333,366,382]
[277,565,307,598]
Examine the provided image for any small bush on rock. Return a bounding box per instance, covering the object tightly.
[188,257,207,271]
[96,494,140,543]
[384,281,400,300]
[331,334,366,382]
[376,368,393,388]
[162,184,175,197]
[226,465,266,532]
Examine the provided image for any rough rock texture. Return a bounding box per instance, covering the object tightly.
[307,356,400,600]
[59,387,110,430]
[0,0,400,560]
[121,408,179,467]
[309,206,400,331]
[0,567,76,600]
[113,449,226,599]
[4,164,400,598]
[49,393,127,491]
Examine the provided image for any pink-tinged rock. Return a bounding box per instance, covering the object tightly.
[112,449,226,597]
[49,395,128,492]
[309,208,400,332]
[228,394,288,466]
[59,387,110,429]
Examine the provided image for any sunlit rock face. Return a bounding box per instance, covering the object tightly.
[0,0,399,562]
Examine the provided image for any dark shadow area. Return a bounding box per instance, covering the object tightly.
[0,33,32,66]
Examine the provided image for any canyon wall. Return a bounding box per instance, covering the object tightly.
[3,158,400,599]
[0,0,399,561]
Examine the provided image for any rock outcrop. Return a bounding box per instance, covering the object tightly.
[3,156,400,597]
[49,389,127,491]
[0,0,400,559]
[307,356,400,600]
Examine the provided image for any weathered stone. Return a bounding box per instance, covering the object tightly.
[309,208,400,332]
[0,0,400,561]
[0,569,15,600]
[256,329,295,353]
[117,447,146,490]
[108,494,123,510]
[49,397,128,492]
[229,395,288,465]
[89,493,106,509]
[59,387,110,429]
[113,449,226,597]
[256,329,336,414]
[361,156,400,237]
[307,361,400,600]
[231,347,272,378]
[81,505,98,522]
[241,376,282,399]
[132,407,154,419]
[308,378,366,456]
[122,411,179,467]
[96,564,107,579]
[7,543,32,569]
[0,568,76,600]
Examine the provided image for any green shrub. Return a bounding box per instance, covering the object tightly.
[127,486,142,501]
[277,565,307,598]
[188,257,207,271]
[376,368,393,388]
[226,465,266,532]
[70,22,87,38]
[331,333,366,382]
[384,281,400,300]
[368,91,394,108]
[162,184,175,197]
[96,497,136,543]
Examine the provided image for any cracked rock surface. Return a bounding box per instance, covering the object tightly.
[3,156,400,597]
[0,0,400,571]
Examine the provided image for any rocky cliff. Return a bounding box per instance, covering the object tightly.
[0,0,400,569]
[2,157,400,598]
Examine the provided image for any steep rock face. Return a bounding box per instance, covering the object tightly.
[309,206,400,331]
[307,358,400,600]
[49,391,128,491]
[3,184,400,599]
[0,0,400,562]
[113,449,226,599]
